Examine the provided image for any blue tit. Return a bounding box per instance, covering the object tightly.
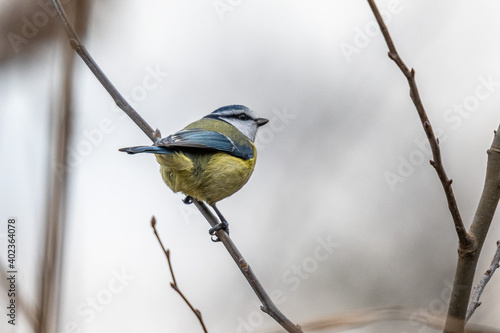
[119,105,269,239]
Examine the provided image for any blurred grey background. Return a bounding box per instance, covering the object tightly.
[1,0,499,332]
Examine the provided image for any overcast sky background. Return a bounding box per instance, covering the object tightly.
[1,1,500,332]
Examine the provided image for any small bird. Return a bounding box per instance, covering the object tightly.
[119,105,269,240]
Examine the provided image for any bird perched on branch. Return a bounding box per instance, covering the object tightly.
[119,105,269,241]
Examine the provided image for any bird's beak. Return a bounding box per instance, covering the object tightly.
[256,118,269,127]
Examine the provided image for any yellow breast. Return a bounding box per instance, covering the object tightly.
[155,145,257,205]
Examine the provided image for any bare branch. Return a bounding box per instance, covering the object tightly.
[49,0,159,143]
[365,2,500,332]
[193,200,303,333]
[151,216,208,333]
[466,240,500,322]
[444,127,500,332]
[49,2,302,331]
[366,0,473,249]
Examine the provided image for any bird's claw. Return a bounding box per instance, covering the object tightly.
[183,196,193,204]
[209,221,229,242]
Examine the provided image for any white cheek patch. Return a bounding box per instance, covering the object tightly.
[223,118,258,142]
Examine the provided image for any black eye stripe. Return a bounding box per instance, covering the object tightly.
[231,113,254,121]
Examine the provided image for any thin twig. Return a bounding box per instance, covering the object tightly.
[49,0,160,143]
[366,0,473,250]
[50,2,302,331]
[193,200,303,333]
[465,240,500,322]
[151,216,208,333]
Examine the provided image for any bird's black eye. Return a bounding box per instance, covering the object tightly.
[238,114,249,120]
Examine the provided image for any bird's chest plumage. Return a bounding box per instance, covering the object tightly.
[155,146,257,205]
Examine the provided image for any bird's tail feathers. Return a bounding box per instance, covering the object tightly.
[119,146,172,155]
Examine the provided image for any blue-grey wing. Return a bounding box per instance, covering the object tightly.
[156,129,253,159]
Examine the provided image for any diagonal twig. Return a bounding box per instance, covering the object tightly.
[366,0,473,250]
[151,216,208,333]
[193,200,303,333]
[465,240,500,322]
[49,0,159,143]
[49,2,302,332]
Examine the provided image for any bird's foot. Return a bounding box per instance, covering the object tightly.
[183,196,193,204]
[209,221,229,242]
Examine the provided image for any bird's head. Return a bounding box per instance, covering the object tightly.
[204,105,269,142]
